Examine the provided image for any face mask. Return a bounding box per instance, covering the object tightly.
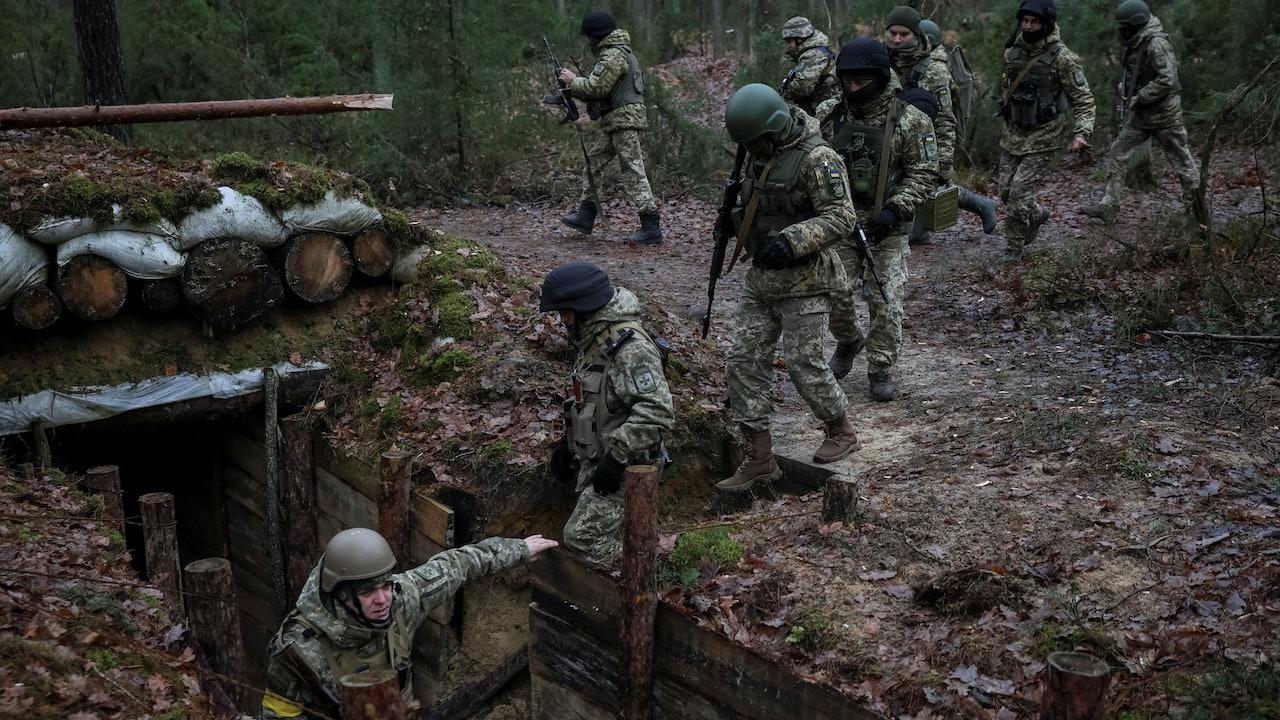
[843,75,885,107]
[746,137,776,159]
[1119,25,1141,41]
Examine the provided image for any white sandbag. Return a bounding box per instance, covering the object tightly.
[57,230,186,280]
[28,204,179,245]
[176,186,287,250]
[0,224,50,308]
[282,190,382,235]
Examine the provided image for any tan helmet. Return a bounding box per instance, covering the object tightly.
[320,528,396,593]
[781,16,815,40]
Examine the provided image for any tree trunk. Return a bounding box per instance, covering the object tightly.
[184,558,249,710]
[84,465,124,535]
[1040,652,1110,720]
[711,0,724,58]
[379,450,412,568]
[0,94,394,131]
[340,669,405,720]
[280,413,318,602]
[351,227,394,278]
[140,278,183,313]
[620,464,660,720]
[11,285,62,330]
[263,366,289,615]
[281,232,353,302]
[446,0,467,172]
[181,237,283,328]
[58,254,128,321]
[822,475,859,523]
[139,492,183,615]
[71,0,131,143]
[738,0,753,56]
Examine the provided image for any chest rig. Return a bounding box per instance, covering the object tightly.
[283,602,416,707]
[1123,32,1170,100]
[587,45,645,119]
[829,102,903,203]
[736,135,825,249]
[1002,43,1066,127]
[567,321,650,462]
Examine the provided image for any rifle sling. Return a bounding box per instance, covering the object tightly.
[727,155,779,272]
[872,106,896,215]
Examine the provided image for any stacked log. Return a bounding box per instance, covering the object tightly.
[57,255,128,321]
[281,232,353,303]
[140,278,184,314]
[182,238,284,328]
[352,227,394,278]
[11,286,62,329]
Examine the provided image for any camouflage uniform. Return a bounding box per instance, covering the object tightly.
[782,30,839,116]
[259,539,527,719]
[1097,17,1200,212]
[998,28,1095,256]
[727,111,856,431]
[568,28,656,212]
[890,40,956,173]
[816,75,938,377]
[562,287,673,565]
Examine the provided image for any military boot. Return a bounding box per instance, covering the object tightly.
[1081,202,1117,224]
[958,187,999,234]
[828,336,865,380]
[560,200,599,234]
[1024,205,1050,246]
[813,414,859,464]
[626,209,663,245]
[716,426,783,491]
[908,213,933,246]
[869,370,897,402]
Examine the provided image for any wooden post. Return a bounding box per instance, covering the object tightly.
[822,475,859,523]
[340,669,405,720]
[84,464,124,535]
[139,492,182,614]
[379,450,412,568]
[184,558,247,709]
[619,464,659,720]
[1040,651,1110,720]
[20,463,35,482]
[263,367,289,613]
[0,94,395,130]
[280,413,319,601]
[32,423,51,472]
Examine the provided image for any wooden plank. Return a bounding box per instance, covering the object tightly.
[421,647,528,720]
[411,491,455,548]
[317,511,344,546]
[530,549,622,644]
[223,431,267,481]
[531,669,614,720]
[223,464,266,520]
[316,441,379,501]
[529,603,618,711]
[316,466,377,529]
[411,619,454,679]
[652,676,754,720]
[410,529,448,564]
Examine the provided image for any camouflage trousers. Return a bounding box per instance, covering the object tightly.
[1100,123,1200,208]
[563,459,663,565]
[727,289,849,432]
[829,233,910,375]
[580,128,657,212]
[998,150,1057,257]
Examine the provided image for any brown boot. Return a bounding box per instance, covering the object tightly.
[717,426,783,491]
[812,414,859,464]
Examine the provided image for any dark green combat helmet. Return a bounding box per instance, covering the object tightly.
[781,16,815,40]
[320,528,396,593]
[539,261,614,314]
[1115,0,1151,27]
[725,83,793,147]
[919,19,943,48]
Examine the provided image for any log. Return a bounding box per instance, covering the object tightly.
[32,423,51,472]
[263,367,289,614]
[139,492,183,614]
[140,278,183,314]
[181,237,283,327]
[84,464,124,535]
[822,475,859,523]
[339,669,405,720]
[0,93,395,130]
[379,450,412,568]
[11,285,62,329]
[422,647,528,720]
[352,227,395,278]
[282,232,353,302]
[620,464,660,720]
[183,558,248,709]
[57,254,127,321]
[1040,651,1110,720]
[280,413,319,602]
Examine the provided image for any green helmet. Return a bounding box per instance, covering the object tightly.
[725,83,792,145]
[782,16,815,40]
[885,5,922,33]
[320,528,396,593]
[919,19,943,47]
[1115,0,1151,27]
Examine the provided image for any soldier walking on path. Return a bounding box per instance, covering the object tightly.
[557,10,663,245]
[780,16,839,117]
[540,262,673,565]
[816,39,938,401]
[259,528,557,718]
[1081,0,1205,225]
[997,0,1095,260]
[718,84,860,492]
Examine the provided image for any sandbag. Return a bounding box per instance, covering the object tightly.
[0,224,50,308]
[282,190,382,235]
[177,186,287,250]
[28,204,180,245]
[57,230,187,280]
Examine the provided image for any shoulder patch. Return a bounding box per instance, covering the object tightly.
[592,61,606,76]
[631,369,658,394]
[1073,68,1088,87]
[922,132,938,161]
[825,161,846,198]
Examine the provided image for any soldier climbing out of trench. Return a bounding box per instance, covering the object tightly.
[258,528,557,719]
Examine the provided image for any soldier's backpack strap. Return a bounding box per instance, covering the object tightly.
[1001,42,1060,106]
[872,101,905,215]
[909,55,933,88]
[727,155,780,272]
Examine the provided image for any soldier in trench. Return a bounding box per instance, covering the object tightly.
[258,528,557,718]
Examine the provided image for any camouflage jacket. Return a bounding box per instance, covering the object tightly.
[1121,17,1184,131]
[569,29,647,133]
[781,30,839,115]
[738,111,856,300]
[569,286,673,469]
[259,539,528,719]
[999,28,1095,155]
[890,38,957,171]
[816,75,940,231]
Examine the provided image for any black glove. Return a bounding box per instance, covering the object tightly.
[753,232,796,269]
[866,206,900,243]
[590,453,627,495]
[549,435,577,486]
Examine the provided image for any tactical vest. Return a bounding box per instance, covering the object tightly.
[587,45,645,118]
[738,134,827,248]
[784,47,837,115]
[904,54,933,89]
[281,606,416,708]
[1124,32,1170,100]
[568,320,657,463]
[828,102,904,203]
[1002,43,1067,127]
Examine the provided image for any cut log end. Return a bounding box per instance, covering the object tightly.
[352,227,394,278]
[283,232,353,302]
[57,255,128,321]
[140,278,184,314]
[182,237,283,328]
[1040,651,1110,720]
[12,286,62,329]
[340,669,404,720]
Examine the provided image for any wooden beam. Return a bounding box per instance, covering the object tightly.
[139,492,182,615]
[620,465,659,720]
[0,93,395,130]
[263,367,288,614]
[411,490,454,548]
[84,464,124,535]
[421,647,528,720]
[379,450,412,568]
[339,668,404,720]
[183,558,248,710]
[280,413,318,602]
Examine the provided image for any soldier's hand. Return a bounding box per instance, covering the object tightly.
[1127,97,1138,110]
[523,535,560,558]
[559,68,577,84]
[753,232,796,269]
[866,206,899,243]
[1070,135,1090,153]
[590,453,627,495]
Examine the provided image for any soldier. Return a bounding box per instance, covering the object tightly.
[816,39,938,401]
[780,16,839,117]
[1081,0,1204,224]
[558,10,662,245]
[717,83,860,492]
[997,0,1095,260]
[540,261,673,564]
[259,528,557,718]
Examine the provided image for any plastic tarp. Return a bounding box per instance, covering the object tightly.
[56,230,187,279]
[0,224,49,309]
[0,362,327,436]
[282,190,382,235]
[28,204,180,246]
[176,186,287,250]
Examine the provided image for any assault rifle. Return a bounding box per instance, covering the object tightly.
[853,224,891,304]
[541,35,597,200]
[702,144,749,339]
